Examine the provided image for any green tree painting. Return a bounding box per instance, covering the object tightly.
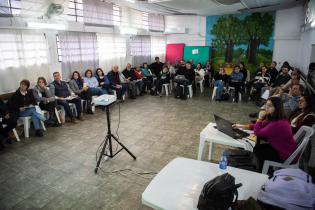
[244,13,274,64]
[207,12,275,73]
[211,15,243,63]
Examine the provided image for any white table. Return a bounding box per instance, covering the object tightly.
[142,157,268,210]
[198,122,255,161]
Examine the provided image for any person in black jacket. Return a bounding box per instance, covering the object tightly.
[155,65,171,96]
[174,62,195,98]
[0,99,17,148]
[107,65,127,100]
[213,67,229,100]
[122,63,143,98]
[9,80,46,137]
[149,57,164,78]
[267,61,278,86]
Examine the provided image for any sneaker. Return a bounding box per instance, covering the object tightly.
[86,109,94,115]
[35,130,43,137]
[77,115,84,121]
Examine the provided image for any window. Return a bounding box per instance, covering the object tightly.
[0,30,49,70]
[151,36,166,61]
[121,7,149,30]
[56,35,62,62]
[130,35,151,56]
[67,0,83,22]
[83,0,114,26]
[113,5,120,26]
[149,14,165,32]
[0,0,21,16]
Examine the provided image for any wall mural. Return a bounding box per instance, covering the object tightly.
[206,12,275,73]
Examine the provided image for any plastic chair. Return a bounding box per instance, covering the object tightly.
[262,126,315,174]
[69,103,78,117]
[197,80,204,93]
[2,125,20,142]
[228,86,242,102]
[162,84,171,96]
[18,117,46,138]
[180,85,193,98]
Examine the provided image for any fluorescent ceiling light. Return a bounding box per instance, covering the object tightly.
[125,0,135,3]
[120,27,137,35]
[27,22,66,30]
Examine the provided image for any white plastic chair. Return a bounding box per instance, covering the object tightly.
[69,103,78,117]
[180,85,193,98]
[18,117,46,138]
[162,84,171,96]
[262,126,315,174]
[2,124,20,142]
[228,86,242,102]
[197,80,204,93]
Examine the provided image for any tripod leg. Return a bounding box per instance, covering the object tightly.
[111,134,136,160]
[94,136,109,174]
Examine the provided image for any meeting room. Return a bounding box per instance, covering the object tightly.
[0,0,315,209]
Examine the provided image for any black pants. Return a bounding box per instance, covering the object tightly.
[143,76,153,91]
[0,117,17,138]
[57,98,82,118]
[253,143,283,172]
[155,78,170,92]
[230,81,242,101]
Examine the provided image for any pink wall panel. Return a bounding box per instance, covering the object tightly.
[165,44,185,64]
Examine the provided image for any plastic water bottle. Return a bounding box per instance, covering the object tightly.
[219,150,228,174]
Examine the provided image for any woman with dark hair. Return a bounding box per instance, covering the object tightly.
[290,94,315,134]
[204,60,214,87]
[83,69,105,96]
[95,68,113,94]
[234,96,297,172]
[69,71,93,114]
[33,77,60,125]
[9,80,46,137]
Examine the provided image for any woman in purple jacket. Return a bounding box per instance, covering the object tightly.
[234,96,297,172]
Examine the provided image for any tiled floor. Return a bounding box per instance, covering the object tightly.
[0,88,258,210]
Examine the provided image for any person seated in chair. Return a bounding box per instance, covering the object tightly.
[95,68,113,94]
[107,65,127,100]
[141,63,155,94]
[250,66,271,98]
[229,65,243,102]
[267,61,278,87]
[290,94,315,134]
[50,72,82,123]
[134,66,149,94]
[194,63,205,87]
[213,67,229,101]
[273,65,291,88]
[0,98,17,148]
[33,77,60,125]
[83,69,105,95]
[149,57,164,79]
[9,80,46,137]
[174,62,195,98]
[69,71,94,114]
[278,83,303,118]
[155,65,171,97]
[122,63,143,98]
[239,62,247,92]
[233,96,297,172]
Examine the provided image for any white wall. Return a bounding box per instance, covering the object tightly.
[273,6,304,71]
[165,15,206,46]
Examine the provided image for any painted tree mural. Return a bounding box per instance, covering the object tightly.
[243,13,274,64]
[211,15,244,62]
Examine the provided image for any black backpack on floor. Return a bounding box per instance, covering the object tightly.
[174,85,182,98]
[197,173,242,210]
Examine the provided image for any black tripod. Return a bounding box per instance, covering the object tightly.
[94,102,136,174]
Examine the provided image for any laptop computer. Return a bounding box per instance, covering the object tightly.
[214,114,250,139]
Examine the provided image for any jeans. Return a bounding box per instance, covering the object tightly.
[89,87,105,96]
[135,80,144,94]
[19,107,45,130]
[112,85,127,100]
[214,80,224,100]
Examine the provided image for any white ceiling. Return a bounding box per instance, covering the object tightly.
[111,0,306,15]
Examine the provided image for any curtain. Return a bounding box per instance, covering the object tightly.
[151,36,166,62]
[121,6,148,30]
[83,0,114,26]
[149,14,165,32]
[0,29,50,94]
[97,33,127,73]
[129,35,151,66]
[59,31,98,79]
